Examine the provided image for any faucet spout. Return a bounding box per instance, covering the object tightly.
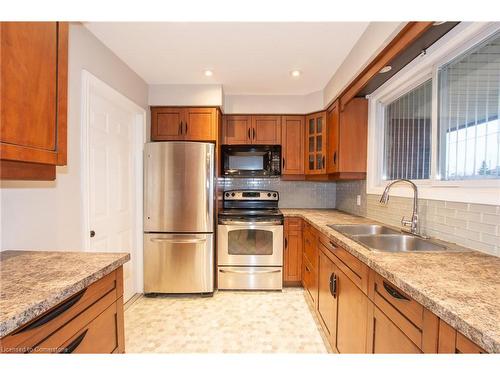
[379,179,424,237]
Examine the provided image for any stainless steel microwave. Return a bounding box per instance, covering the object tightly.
[221,145,281,177]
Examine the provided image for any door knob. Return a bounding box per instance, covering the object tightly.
[90,230,96,238]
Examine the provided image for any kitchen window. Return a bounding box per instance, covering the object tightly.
[367,23,500,205]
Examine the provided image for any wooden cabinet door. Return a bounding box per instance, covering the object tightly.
[151,107,184,141]
[0,22,68,178]
[326,100,340,174]
[223,115,251,144]
[302,256,318,308]
[335,267,369,353]
[284,226,302,283]
[304,112,326,174]
[338,98,368,173]
[318,249,338,347]
[367,303,421,354]
[183,107,216,141]
[281,116,304,176]
[251,115,281,144]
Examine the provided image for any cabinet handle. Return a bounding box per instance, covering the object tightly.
[382,281,410,301]
[285,237,288,249]
[248,128,251,140]
[322,155,325,168]
[305,265,310,272]
[253,128,256,140]
[179,121,183,135]
[283,158,285,169]
[329,273,337,298]
[185,122,188,134]
[333,151,337,165]
[61,329,88,353]
[15,289,87,334]
[329,240,338,249]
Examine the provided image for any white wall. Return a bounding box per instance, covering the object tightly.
[148,84,223,106]
[323,22,405,107]
[0,23,148,251]
[223,91,323,114]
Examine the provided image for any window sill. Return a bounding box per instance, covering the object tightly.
[367,183,500,206]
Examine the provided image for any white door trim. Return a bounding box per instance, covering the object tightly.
[81,70,146,295]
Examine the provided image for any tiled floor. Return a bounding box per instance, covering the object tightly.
[124,288,329,353]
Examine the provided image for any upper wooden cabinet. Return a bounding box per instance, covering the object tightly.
[251,115,281,144]
[0,22,68,180]
[223,115,281,145]
[281,115,305,177]
[324,98,368,180]
[304,112,327,175]
[151,107,217,141]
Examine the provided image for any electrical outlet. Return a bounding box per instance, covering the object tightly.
[356,195,361,206]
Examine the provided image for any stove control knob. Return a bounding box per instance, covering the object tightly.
[231,192,235,197]
[225,192,230,197]
[267,193,271,197]
[273,193,277,198]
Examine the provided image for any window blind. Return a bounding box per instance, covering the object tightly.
[438,31,500,180]
[383,79,432,180]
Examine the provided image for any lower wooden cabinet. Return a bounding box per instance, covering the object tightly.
[317,241,368,353]
[289,218,488,354]
[335,266,369,353]
[283,218,303,285]
[0,267,124,354]
[367,302,422,353]
[317,249,337,346]
[438,320,485,353]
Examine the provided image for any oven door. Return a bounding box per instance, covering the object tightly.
[217,222,283,266]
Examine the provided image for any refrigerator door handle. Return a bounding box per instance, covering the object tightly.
[219,269,281,275]
[149,238,207,244]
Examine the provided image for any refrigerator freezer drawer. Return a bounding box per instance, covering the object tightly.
[217,266,282,290]
[144,233,214,294]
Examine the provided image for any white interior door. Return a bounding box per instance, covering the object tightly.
[84,73,143,302]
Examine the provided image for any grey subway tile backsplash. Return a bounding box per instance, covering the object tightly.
[218,178,336,209]
[336,180,500,256]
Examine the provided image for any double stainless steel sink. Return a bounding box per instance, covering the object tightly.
[328,224,447,253]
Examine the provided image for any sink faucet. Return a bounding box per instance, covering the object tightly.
[379,179,428,238]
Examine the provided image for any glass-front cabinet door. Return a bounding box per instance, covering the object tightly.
[305,111,327,174]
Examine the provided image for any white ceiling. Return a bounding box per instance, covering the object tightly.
[84,22,369,95]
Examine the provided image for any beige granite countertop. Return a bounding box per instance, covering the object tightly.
[0,250,130,338]
[281,209,500,353]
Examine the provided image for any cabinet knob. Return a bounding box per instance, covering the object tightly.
[90,230,96,238]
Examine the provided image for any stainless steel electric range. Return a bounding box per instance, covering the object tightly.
[217,190,284,290]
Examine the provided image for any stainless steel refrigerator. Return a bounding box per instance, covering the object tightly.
[143,142,215,295]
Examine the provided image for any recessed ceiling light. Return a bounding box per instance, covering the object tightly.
[204,70,213,77]
[379,65,392,74]
[290,70,301,78]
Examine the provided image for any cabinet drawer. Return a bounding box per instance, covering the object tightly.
[319,235,368,294]
[370,271,423,328]
[0,270,119,351]
[285,217,302,231]
[33,295,121,353]
[303,228,317,270]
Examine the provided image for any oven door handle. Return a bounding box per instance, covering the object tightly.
[218,220,282,226]
[219,269,281,274]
